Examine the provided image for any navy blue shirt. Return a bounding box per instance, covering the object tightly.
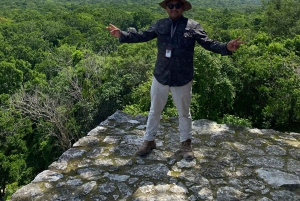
[120,16,232,86]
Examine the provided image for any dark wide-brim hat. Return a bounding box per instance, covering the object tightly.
[159,0,192,11]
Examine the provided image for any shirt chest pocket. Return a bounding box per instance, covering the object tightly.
[156,27,171,46]
[177,28,195,48]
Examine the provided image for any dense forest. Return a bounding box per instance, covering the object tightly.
[0,0,299,200]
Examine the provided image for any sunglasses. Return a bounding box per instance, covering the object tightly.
[166,3,183,10]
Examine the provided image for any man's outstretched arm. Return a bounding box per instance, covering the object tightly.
[106,23,157,43]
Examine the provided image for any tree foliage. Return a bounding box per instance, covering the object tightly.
[261,0,300,38]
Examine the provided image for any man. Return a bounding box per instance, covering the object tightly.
[106,0,243,160]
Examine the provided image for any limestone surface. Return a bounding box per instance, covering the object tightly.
[11,111,300,201]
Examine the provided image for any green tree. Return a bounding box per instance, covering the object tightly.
[192,47,236,121]
[132,10,154,30]
[0,95,31,201]
[230,37,300,128]
[261,0,300,38]
[0,61,23,94]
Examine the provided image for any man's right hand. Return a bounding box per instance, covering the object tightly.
[106,23,121,38]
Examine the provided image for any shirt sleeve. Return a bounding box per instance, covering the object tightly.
[193,23,232,56]
[119,23,157,43]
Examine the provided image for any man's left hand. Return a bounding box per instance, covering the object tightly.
[227,37,244,52]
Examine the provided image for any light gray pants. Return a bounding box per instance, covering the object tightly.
[144,77,192,142]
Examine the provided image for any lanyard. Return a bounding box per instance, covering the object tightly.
[170,21,178,41]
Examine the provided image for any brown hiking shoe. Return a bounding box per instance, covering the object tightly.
[136,140,156,156]
[181,139,194,161]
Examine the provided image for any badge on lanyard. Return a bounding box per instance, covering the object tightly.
[165,21,177,59]
[165,47,173,58]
